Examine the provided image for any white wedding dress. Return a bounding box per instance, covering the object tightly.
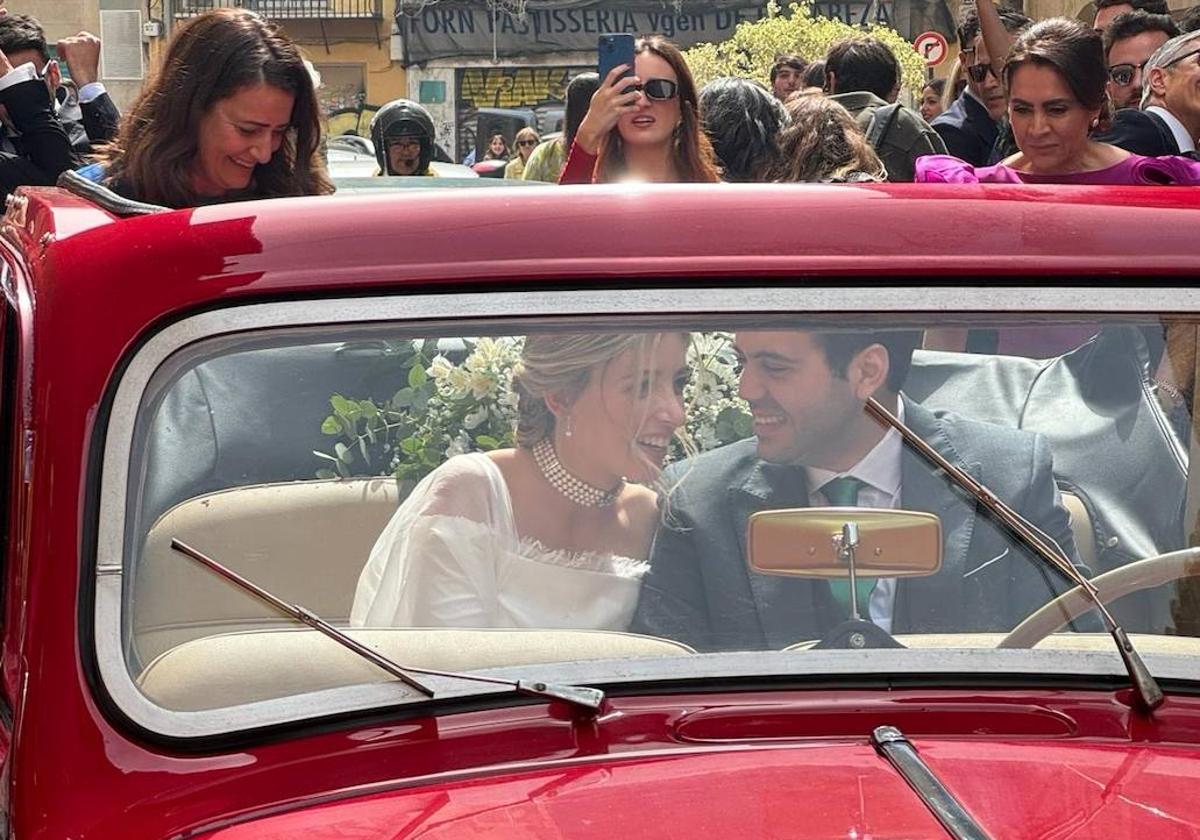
[350,453,649,629]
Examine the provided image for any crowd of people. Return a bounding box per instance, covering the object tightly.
[0,0,1198,207]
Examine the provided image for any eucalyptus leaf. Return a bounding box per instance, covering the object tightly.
[330,394,351,414]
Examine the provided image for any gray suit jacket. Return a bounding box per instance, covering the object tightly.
[632,397,1084,651]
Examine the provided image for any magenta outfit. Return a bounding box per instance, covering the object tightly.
[916,153,1200,185]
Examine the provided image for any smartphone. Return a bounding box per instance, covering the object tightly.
[597,33,635,89]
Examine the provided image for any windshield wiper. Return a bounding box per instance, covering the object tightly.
[872,726,992,840]
[864,398,1164,713]
[169,538,606,715]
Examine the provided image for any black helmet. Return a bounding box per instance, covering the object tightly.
[369,99,436,175]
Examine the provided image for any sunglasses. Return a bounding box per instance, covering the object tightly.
[966,62,997,83]
[517,139,539,147]
[1108,60,1147,87]
[628,78,679,100]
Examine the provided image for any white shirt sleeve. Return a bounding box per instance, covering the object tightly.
[0,62,40,94]
[77,82,107,104]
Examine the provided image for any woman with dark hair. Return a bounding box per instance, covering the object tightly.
[772,96,886,183]
[801,60,827,90]
[919,78,946,122]
[699,77,788,182]
[917,14,1200,183]
[85,8,332,207]
[482,133,510,162]
[559,35,720,183]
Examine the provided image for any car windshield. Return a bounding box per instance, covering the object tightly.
[99,301,1200,733]
[73,0,1200,742]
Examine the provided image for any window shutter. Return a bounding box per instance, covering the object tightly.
[99,9,145,81]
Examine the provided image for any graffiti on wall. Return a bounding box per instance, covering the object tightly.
[328,105,380,138]
[455,65,587,160]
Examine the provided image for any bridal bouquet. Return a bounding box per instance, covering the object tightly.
[315,334,752,482]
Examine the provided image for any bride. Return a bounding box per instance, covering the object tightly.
[350,332,689,630]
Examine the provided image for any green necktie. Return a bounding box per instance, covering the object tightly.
[821,476,875,619]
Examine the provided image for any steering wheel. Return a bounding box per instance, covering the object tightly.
[998,547,1200,649]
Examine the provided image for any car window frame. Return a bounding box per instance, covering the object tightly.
[90,284,1200,742]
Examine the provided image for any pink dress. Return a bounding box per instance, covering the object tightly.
[916,153,1200,185]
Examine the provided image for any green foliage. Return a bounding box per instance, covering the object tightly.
[684,1,926,97]
[315,337,522,483]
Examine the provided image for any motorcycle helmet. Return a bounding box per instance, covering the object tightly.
[369,99,436,175]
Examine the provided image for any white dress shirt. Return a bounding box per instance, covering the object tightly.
[805,401,905,633]
[1145,106,1197,154]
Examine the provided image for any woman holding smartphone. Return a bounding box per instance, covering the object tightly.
[559,35,720,184]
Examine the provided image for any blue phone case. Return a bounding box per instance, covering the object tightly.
[597,34,635,85]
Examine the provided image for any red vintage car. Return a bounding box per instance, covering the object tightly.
[2,179,1200,839]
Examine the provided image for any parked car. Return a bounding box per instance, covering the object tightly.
[2,180,1200,838]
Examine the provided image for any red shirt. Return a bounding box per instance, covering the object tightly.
[558,141,598,184]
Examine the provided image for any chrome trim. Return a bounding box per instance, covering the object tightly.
[94,286,1200,739]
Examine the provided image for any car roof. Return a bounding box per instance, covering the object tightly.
[11,183,1199,315]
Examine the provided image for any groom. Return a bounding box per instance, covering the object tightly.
[632,327,1086,651]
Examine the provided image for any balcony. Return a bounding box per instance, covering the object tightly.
[174,0,382,20]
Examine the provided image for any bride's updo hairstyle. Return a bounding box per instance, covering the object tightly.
[512,334,655,448]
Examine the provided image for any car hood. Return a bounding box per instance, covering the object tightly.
[201,738,1200,838]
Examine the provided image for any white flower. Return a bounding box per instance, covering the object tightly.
[426,355,454,381]
[696,425,719,450]
[469,371,497,400]
[445,367,471,396]
[499,388,521,411]
[465,337,514,374]
[444,430,471,458]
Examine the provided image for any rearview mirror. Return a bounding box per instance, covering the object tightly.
[748,508,942,578]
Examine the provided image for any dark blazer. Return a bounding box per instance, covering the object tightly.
[1095,109,1181,158]
[931,92,998,167]
[0,78,72,201]
[63,90,120,157]
[632,397,1084,652]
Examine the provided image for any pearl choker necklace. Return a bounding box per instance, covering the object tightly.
[532,437,623,508]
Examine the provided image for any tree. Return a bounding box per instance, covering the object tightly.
[683,1,927,95]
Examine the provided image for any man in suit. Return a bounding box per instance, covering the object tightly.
[932,6,1030,166]
[632,328,1085,652]
[0,16,119,159]
[0,35,69,201]
[1099,29,1200,157]
[1103,12,1178,110]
